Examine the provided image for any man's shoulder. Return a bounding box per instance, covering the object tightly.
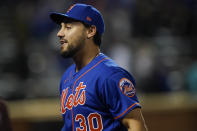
[96,56,131,79]
[95,56,136,89]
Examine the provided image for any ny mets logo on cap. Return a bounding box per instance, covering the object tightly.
[86,16,92,22]
[119,78,135,97]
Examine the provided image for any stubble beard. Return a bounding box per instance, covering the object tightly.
[60,35,85,58]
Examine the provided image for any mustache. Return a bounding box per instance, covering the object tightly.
[60,39,68,43]
[54,38,69,50]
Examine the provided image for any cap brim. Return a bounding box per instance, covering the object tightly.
[50,12,78,25]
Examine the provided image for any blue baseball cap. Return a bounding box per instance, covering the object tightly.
[50,3,105,34]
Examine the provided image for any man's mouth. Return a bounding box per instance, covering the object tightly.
[60,40,67,45]
[60,40,69,48]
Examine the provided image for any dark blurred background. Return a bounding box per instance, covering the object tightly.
[0,0,197,131]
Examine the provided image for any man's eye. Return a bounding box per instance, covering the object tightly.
[66,26,72,30]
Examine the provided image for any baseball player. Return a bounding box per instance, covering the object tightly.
[50,3,148,131]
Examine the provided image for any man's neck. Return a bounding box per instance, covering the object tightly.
[73,47,100,72]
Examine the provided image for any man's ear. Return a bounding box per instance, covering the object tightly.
[87,25,97,39]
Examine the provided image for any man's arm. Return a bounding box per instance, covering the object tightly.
[121,108,148,131]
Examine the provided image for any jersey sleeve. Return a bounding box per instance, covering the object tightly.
[101,71,141,120]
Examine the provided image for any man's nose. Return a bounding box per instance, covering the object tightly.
[57,29,64,37]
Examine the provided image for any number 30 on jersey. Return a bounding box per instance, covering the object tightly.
[75,113,103,131]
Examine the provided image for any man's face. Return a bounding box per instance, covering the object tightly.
[57,21,87,58]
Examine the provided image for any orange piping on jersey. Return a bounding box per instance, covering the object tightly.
[72,58,108,92]
[71,109,74,131]
[71,57,108,131]
[114,102,140,120]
